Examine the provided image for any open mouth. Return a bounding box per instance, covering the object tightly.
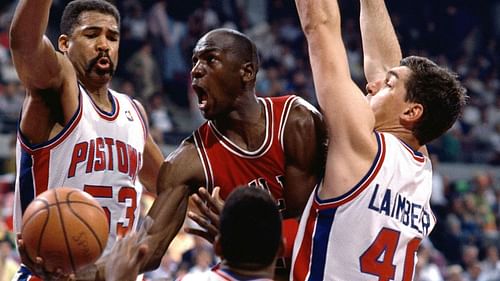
[96,57,110,69]
[192,84,208,110]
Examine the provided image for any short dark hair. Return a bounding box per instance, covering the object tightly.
[400,56,468,145]
[213,28,260,76]
[220,186,282,269]
[60,0,120,36]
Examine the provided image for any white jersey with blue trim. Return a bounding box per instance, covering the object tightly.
[14,84,146,255]
[291,132,436,281]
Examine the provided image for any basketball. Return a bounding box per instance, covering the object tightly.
[21,187,109,274]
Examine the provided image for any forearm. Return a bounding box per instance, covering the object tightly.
[360,0,402,81]
[140,185,190,271]
[295,0,340,36]
[10,0,52,53]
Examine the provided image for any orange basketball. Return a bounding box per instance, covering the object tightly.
[21,187,109,274]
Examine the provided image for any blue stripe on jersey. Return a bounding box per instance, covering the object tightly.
[14,265,33,281]
[308,207,337,281]
[19,149,35,214]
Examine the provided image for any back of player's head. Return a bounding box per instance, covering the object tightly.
[61,0,120,36]
[400,56,468,145]
[219,186,282,269]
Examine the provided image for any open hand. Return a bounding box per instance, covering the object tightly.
[184,187,224,243]
[17,233,75,281]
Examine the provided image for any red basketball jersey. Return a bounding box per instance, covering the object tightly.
[193,95,298,212]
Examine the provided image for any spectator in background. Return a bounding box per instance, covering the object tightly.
[148,93,175,145]
[479,245,500,281]
[125,42,162,100]
[0,232,18,281]
[0,81,23,133]
[148,0,171,81]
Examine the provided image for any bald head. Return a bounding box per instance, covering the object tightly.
[195,28,260,74]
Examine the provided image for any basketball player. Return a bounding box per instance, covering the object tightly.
[181,186,283,281]
[9,0,163,280]
[139,28,326,279]
[291,0,467,280]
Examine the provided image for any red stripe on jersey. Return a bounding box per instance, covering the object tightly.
[129,98,148,143]
[32,149,50,196]
[293,205,317,281]
[277,96,298,149]
[399,140,425,163]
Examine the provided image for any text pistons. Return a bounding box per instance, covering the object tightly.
[68,137,142,180]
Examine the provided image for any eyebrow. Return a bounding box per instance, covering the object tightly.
[387,70,399,79]
[82,26,120,35]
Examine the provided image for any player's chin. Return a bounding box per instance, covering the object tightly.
[90,71,113,82]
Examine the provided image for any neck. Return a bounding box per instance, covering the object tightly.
[80,80,113,112]
[376,124,422,151]
[212,94,263,148]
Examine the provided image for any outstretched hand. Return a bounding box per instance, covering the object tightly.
[184,187,224,243]
[16,233,75,281]
[104,216,153,281]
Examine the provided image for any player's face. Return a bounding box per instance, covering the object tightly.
[191,32,243,120]
[366,66,412,129]
[63,11,120,84]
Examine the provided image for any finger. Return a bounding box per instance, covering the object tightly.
[191,195,220,227]
[212,187,224,212]
[187,212,218,236]
[199,187,223,215]
[190,195,212,217]
[184,227,214,243]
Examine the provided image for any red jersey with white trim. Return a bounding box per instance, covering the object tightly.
[14,84,146,255]
[193,95,298,210]
[291,132,436,281]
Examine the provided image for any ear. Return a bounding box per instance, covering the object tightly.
[401,102,423,126]
[58,34,70,52]
[240,62,256,83]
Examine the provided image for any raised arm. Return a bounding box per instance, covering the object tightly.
[360,0,402,82]
[10,0,69,90]
[295,0,377,196]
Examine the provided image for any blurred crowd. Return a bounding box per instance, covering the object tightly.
[0,0,500,280]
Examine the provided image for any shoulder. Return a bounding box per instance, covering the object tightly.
[285,97,324,132]
[157,135,205,192]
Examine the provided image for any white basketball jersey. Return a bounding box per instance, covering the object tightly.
[14,84,146,254]
[291,132,436,281]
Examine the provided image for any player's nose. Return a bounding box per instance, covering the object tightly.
[191,61,205,79]
[95,35,110,52]
[366,80,382,95]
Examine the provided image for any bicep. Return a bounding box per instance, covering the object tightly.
[282,104,324,217]
[11,36,68,90]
